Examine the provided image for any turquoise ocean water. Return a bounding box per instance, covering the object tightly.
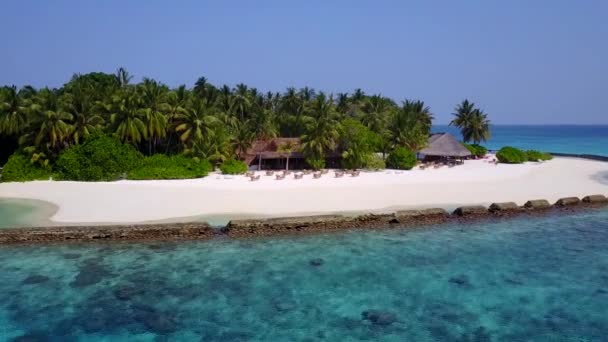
[434,125,608,156]
[0,199,54,229]
[1,209,608,341]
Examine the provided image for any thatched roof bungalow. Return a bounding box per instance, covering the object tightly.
[419,133,471,160]
[244,138,340,170]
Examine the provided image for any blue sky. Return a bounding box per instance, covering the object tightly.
[1,1,607,124]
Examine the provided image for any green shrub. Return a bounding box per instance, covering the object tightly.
[56,134,143,181]
[129,155,212,180]
[525,150,553,161]
[363,154,386,170]
[386,147,417,170]
[0,153,53,182]
[305,156,325,170]
[464,143,488,158]
[496,146,528,164]
[220,159,248,175]
[339,119,375,169]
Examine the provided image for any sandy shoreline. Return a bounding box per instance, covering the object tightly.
[1,156,607,225]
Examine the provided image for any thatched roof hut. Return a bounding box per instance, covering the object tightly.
[419,133,471,158]
[244,137,341,170]
[244,138,303,165]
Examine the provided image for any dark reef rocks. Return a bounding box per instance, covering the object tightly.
[524,199,552,209]
[133,308,178,334]
[1,193,607,243]
[361,309,398,326]
[309,258,324,266]
[583,194,608,204]
[488,202,520,213]
[452,206,488,217]
[449,274,471,287]
[113,285,145,301]
[0,222,214,244]
[9,331,50,342]
[21,275,50,285]
[554,197,581,207]
[70,259,113,288]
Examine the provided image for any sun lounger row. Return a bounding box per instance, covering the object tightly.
[249,169,361,181]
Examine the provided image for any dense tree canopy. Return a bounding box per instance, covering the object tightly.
[0,67,490,172]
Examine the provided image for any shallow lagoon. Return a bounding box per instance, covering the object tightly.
[0,198,55,228]
[1,209,607,341]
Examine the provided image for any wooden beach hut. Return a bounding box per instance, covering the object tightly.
[418,133,471,164]
[244,137,340,170]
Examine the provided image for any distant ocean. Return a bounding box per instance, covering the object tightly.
[433,125,608,157]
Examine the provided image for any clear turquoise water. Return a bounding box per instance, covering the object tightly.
[434,125,608,156]
[0,199,53,229]
[1,209,607,341]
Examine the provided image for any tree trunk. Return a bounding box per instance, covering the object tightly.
[258,153,262,170]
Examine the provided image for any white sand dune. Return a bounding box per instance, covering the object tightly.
[1,156,607,224]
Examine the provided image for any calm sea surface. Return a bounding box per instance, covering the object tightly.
[434,125,608,156]
[1,209,607,341]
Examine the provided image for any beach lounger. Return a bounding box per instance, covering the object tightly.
[265,170,274,176]
[350,171,360,177]
[275,174,285,180]
[250,175,261,181]
[294,173,304,179]
[313,172,322,179]
[303,170,312,175]
[246,171,255,177]
[335,171,344,178]
[321,169,329,174]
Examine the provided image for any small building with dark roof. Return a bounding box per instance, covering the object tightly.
[418,132,471,160]
[244,138,340,170]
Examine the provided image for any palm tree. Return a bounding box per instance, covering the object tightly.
[142,108,167,154]
[301,93,339,165]
[0,86,30,136]
[115,67,133,88]
[230,121,254,159]
[361,95,393,133]
[233,84,251,122]
[277,141,297,170]
[32,109,73,149]
[450,99,491,144]
[401,100,434,132]
[173,98,217,148]
[19,89,73,151]
[138,78,169,154]
[71,111,104,144]
[161,85,189,153]
[248,109,278,169]
[217,84,233,113]
[109,91,147,145]
[194,76,218,103]
[465,109,491,144]
[389,101,432,151]
[61,86,104,144]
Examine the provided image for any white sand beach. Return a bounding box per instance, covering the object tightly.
[1,156,607,224]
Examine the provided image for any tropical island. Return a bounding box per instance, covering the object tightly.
[0,69,606,225]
